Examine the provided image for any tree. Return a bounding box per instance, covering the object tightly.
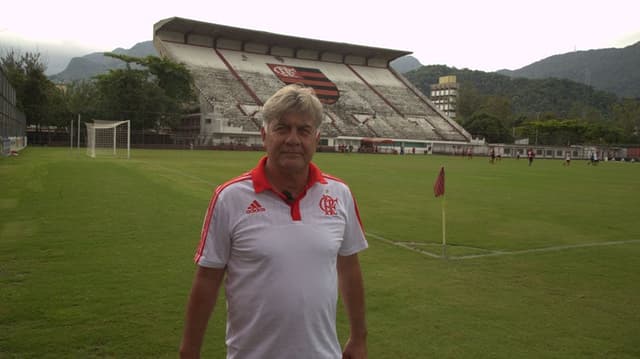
[94,68,162,130]
[65,80,100,118]
[46,83,71,128]
[1,51,51,126]
[139,56,194,102]
[2,50,70,143]
[1,50,197,145]
[93,53,196,131]
[456,83,482,121]
[463,112,513,143]
[611,98,640,143]
[517,119,628,146]
[479,95,514,128]
[1,50,26,109]
[584,123,625,145]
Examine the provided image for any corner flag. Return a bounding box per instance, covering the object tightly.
[433,166,447,258]
[434,167,445,197]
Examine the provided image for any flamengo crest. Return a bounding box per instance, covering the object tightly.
[319,194,338,216]
[267,64,340,104]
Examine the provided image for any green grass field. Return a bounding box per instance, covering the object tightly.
[2,147,639,358]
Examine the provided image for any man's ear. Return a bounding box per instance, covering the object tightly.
[260,127,266,141]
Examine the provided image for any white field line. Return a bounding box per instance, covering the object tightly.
[367,232,640,260]
[365,233,442,258]
[398,241,495,253]
[451,239,640,260]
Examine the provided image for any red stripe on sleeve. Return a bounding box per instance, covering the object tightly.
[193,174,251,263]
[351,194,366,233]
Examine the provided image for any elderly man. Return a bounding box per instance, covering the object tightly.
[180,84,368,359]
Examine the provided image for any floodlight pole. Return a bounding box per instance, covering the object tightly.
[127,120,131,159]
[70,119,74,151]
[77,114,81,149]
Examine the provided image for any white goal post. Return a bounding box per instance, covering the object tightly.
[85,120,130,159]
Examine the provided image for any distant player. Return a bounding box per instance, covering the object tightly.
[527,149,535,166]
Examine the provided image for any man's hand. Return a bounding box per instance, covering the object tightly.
[343,337,367,359]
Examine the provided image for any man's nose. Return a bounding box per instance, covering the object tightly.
[284,129,301,144]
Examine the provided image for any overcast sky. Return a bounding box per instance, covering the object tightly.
[2,0,639,74]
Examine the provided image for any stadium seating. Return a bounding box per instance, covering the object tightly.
[156,34,471,143]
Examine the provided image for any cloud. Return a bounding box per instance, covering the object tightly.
[0,33,101,75]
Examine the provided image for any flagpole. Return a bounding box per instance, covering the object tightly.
[433,166,446,259]
[441,194,447,258]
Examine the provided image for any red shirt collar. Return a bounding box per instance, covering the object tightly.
[250,156,327,193]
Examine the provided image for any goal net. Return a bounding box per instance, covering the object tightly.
[86,120,130,159]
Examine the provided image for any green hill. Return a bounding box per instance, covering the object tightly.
[497,42,640,99]
[404,65,618,118]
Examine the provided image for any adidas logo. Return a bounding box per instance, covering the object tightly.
[245,200,266,214]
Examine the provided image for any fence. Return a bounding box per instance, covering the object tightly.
[1,67,27,155]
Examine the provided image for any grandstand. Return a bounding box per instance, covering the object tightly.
[153,17,472,151]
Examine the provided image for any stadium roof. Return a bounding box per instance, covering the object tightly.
[154,17,412,64]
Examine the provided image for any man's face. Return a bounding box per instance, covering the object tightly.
[261,111,319,174]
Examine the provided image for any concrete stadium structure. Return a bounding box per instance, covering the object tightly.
[153,17,473,153]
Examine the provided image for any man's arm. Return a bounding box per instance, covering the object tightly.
[180,266,225,359]
[337,253,367,359]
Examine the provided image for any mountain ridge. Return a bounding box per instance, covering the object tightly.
[47,40,640,99]
[497,42,640,98]
[49,41,157,82]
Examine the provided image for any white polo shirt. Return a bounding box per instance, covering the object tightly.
[194,157,368,359]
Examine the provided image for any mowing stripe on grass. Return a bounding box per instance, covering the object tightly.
[136,161,217,186]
